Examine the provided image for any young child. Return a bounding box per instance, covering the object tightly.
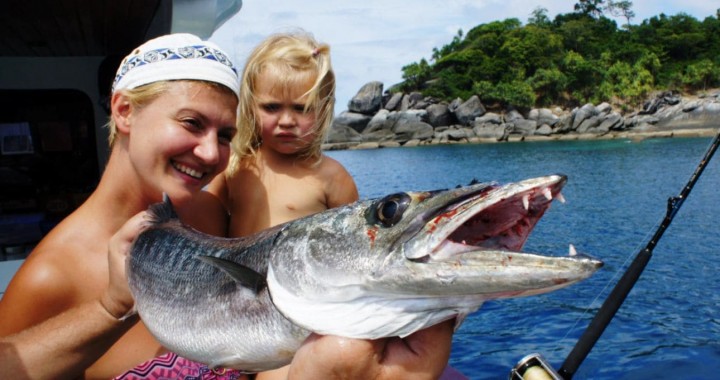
[208,31,358,236]
[208,31,465,380]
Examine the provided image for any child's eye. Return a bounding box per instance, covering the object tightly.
[293,105,308,113]
[262,104,281,113]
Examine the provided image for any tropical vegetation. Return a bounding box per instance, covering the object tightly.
[397,1,720,111]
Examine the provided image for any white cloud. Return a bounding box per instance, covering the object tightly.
[211,0,717,114]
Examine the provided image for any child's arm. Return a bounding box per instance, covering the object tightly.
[323,157,359,208]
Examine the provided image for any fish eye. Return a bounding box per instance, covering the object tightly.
[375,193,411,227]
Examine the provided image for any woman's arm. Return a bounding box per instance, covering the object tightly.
[0,211,147,379]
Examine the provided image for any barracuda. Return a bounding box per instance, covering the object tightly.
[128,174,602,372]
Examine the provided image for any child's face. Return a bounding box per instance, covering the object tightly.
[125,81,238,204]
[254,70,317,156]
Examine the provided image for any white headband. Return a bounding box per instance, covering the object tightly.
[111,33,240,97]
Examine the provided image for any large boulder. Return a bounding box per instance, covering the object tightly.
[453,95,486,125]
[392,120,434,142]
[384,92,403,111]
[426,103,454,127]
[348,81,384,115]
[334,111,373,133]
[326,124,362,144]
[473,123,508,141]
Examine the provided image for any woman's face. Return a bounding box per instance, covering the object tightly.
[254,70,317,156]
[125,81,238,204]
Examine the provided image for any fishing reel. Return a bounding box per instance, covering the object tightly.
[509,353,563,380]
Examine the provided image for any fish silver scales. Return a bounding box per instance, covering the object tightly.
[127,209,308,372]
[128,174,603,372]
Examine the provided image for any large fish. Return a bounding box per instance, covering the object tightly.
[127,174,602,372]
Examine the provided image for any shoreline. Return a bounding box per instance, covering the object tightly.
[323,125,719,151]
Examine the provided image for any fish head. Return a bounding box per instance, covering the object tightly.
[268,174,603,338]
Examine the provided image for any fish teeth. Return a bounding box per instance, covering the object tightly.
[556,192,566,204]
[542,188,553,201]
[569,244,577,256]
[522,195,530,210]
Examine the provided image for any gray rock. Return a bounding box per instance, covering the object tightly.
[426,103,454,127]
[576,115,601,133]
[326,124,363,143]
[510,119,537,135]
[596,102,612,115]
[504,108,525,123]
[348,81,383,114]
[392,120,434,142]
[529,108,560,127]
[597,112,624,131]
[474,112,502,125]
[384,92,403,111]
[361,128,397,142]
[334,111,373,133]
[473,123,508,141]
[572,103,597,130]
[535,124,553,136]
[364,109,391,133]
[453,95,486,125]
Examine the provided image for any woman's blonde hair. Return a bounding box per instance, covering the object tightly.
[106,80,234,147]
[231,30,335,170]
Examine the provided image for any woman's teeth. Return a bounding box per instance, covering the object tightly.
[173,162,203,179]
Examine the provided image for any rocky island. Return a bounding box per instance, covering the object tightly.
[324,81,720,151]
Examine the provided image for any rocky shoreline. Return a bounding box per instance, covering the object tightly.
[323,81,720,151]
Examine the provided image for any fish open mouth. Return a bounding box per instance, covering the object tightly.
[447,177,566,251]
[404,175,569,260]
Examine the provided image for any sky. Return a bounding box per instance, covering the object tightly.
[209,1,717,115]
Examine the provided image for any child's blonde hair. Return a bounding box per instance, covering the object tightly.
[231,30,335,169]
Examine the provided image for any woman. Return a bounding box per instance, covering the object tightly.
[0,33,241,378]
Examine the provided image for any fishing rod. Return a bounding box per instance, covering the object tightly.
[509,128,720,380]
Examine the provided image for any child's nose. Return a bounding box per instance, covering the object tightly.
[278,110,296,127]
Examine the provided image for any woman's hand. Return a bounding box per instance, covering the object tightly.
[100,211,150,320]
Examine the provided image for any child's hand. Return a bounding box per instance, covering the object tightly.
[288,320,454,380]
[101,211,150,320]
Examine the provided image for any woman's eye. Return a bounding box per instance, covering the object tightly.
[218,130,235,144]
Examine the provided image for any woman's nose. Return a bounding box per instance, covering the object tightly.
[194,133,220,164]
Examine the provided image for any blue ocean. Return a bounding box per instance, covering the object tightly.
[326,135,720,379]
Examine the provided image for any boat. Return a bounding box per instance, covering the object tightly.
[0,0,242,298]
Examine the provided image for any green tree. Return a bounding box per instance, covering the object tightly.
[682,59,720,90]
[400,58,432,91]
[574,0,605,18]
[605,0,635,28]
[431,29,464,61]
[528,67,569,105]
[528,7,551,27]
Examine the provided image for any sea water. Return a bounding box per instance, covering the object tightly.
[326,136,720,379]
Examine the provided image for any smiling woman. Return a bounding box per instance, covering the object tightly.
[0,33,243,379]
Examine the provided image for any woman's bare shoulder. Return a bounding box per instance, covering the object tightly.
[0,218,107,335]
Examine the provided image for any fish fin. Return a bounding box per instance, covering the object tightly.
[197,255,266,294]
[145,193,179,225]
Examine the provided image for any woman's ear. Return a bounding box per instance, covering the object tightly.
[111,92,132,134]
